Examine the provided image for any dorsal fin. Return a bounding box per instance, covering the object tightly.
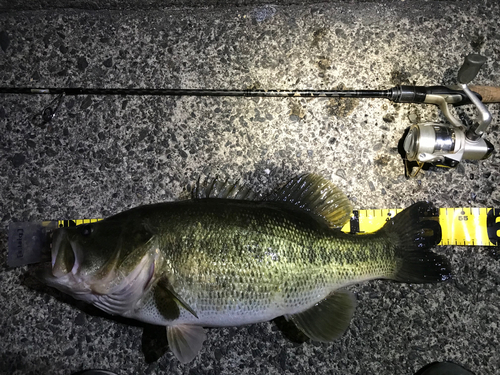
[192,176,261,201]
[266,173,353,228]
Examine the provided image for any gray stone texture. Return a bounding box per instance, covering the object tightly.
[0,1,499,374]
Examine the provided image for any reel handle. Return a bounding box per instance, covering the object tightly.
[458,54,486,84]
[455,54,492,139]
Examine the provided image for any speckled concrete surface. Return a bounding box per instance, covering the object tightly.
[0,0,427,12]
[0,1,499,374]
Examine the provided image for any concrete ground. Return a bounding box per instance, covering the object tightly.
[0,1,499,374]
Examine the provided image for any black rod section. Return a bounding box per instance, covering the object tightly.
[0,87,392,99]
[0,85,478,105]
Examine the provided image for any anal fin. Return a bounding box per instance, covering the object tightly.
[285,290,356,342]
[167,325,207,364]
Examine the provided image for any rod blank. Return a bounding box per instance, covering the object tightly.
[0,87,391,99]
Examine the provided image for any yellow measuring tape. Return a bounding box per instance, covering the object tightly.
[337,207,499,246]
[56,208,500,247]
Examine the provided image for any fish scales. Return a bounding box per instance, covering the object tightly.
[134,199,397,326]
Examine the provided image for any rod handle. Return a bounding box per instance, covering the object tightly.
[469,86,500,103]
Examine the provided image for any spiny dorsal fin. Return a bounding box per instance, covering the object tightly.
[285,290,356,342]
[192,175,261,201]
[266,173,353,228]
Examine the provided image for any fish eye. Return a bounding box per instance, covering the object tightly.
[81,224,93,236]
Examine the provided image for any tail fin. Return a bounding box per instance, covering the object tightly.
[382,201,451,283]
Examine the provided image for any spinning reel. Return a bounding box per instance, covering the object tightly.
[403,54,494,176]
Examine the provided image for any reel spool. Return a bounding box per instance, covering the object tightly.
[404,122,494,168]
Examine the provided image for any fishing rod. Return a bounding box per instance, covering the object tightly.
[1,54,498,175]
[0,85,491,102]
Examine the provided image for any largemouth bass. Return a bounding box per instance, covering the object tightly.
[42,174,450,363]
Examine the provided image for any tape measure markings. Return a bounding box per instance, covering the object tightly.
[58,218,101,227]
[439,207,496,246]
[55,208,499,247]
[341,207,498,247]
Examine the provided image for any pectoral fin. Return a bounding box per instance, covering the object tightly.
[153,282,180,320]
[167,325,207,364]
[285,290,356,342]
[156,276,198,319]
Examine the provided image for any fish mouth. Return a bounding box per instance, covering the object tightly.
[46,229,159,314]
[44,229,92,296]
[51,229,79,278]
